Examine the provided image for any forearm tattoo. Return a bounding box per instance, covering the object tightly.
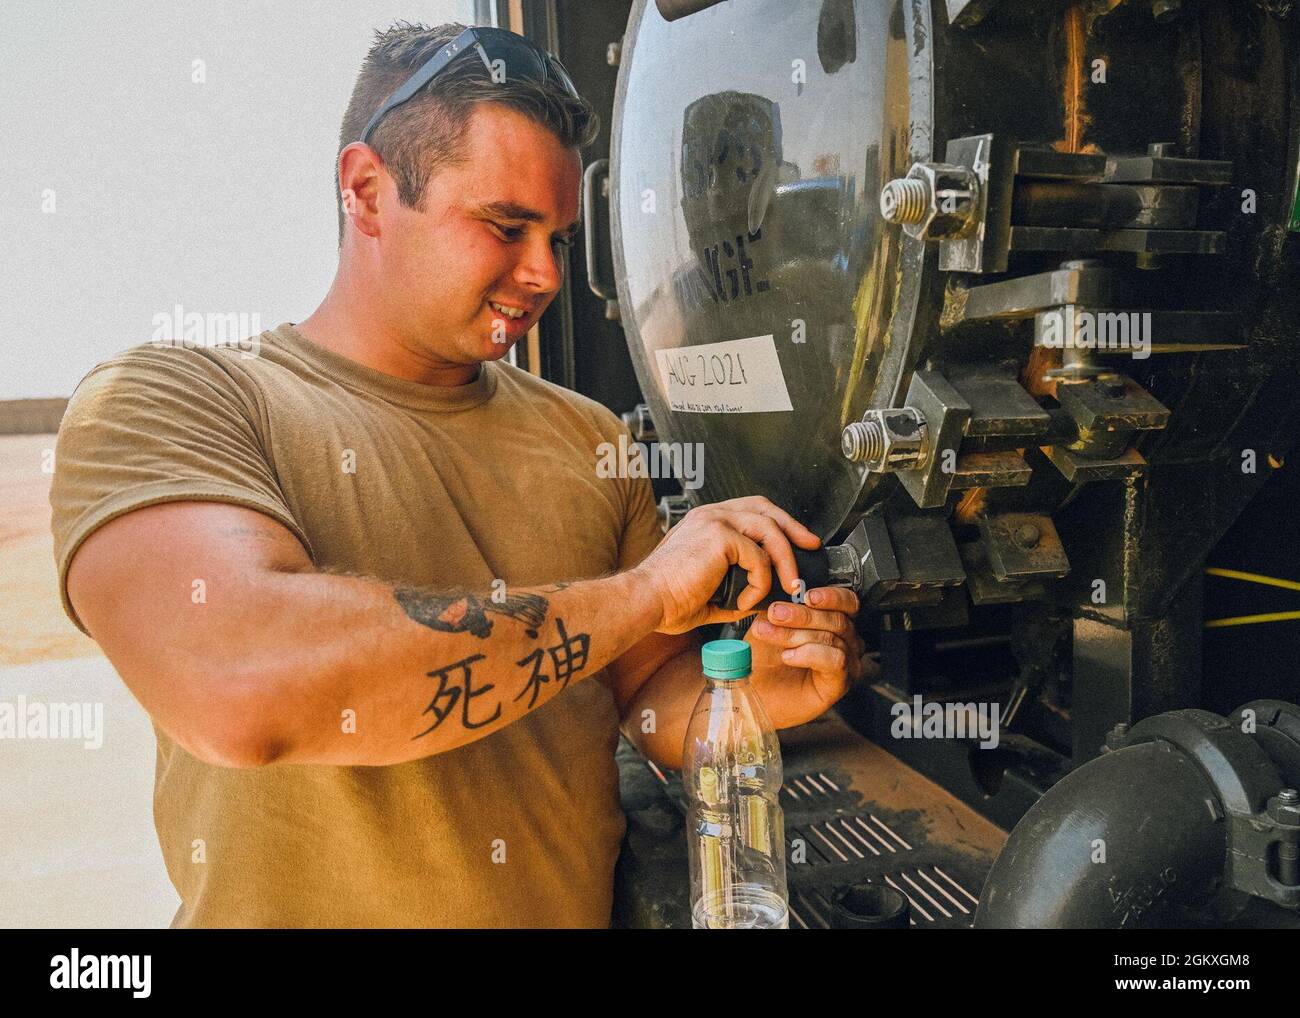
[397,583,593,740]
[395,588,550,639]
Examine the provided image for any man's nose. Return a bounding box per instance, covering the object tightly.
[513,235,563,294]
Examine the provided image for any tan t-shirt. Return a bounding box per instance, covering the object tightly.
[49,323,664,928]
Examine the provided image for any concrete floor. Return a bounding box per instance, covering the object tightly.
[0,434,179,927]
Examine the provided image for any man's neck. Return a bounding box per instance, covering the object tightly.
[296,288,481,388]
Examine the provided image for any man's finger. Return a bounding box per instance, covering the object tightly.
[744,497,821,551]
[728,527,773,612]
[804,586,859,615]
[764,600,856,639]
[723,496,821,551]
[725,509,804,599]
[750,623,839,651]
[780,641,850,679]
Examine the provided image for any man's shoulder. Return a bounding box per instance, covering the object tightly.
[58,339,274,451]
[71,338,263,399]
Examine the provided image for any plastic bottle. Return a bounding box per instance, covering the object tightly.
[684,639,788,929]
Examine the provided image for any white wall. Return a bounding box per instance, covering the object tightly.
[1,0,475,400]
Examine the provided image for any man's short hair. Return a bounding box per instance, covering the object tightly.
[335,20,599,248]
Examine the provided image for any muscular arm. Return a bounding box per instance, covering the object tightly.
[602,628,701,752]
[617,642,706,771]
[66,501,663,769]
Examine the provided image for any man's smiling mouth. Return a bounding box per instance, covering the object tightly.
[488,300,527,320]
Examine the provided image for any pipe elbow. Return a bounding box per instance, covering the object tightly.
[975,740,1229,928]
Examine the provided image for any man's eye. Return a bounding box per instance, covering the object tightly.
[491,222,525,241]
[552,234,576,249]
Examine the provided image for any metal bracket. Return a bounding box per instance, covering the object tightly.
[843,511,966,610]
[896,371,972,509]
[977,512,1071,582]
[940,134,1015,273]
[1055,374,1170,456]
[947,261,1120,327]
[1041,443,1147,482]
[959,542,1046,605]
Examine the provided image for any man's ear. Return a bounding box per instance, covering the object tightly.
[337,142,384,240]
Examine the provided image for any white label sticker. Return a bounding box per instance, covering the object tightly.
[655,334,794,414]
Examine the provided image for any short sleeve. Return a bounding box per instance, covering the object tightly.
[50,344,312,635]
[616,451,665,572]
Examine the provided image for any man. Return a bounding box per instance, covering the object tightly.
[49,21,866,928]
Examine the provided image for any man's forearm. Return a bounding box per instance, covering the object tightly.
[228,567,662,767]
[621,639,706,771]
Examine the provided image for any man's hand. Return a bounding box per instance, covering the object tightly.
[744,586,870,729]
[629,496,821,635]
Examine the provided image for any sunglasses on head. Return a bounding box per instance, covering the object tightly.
[359,26,580,145]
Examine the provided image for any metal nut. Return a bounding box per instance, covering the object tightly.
[656,494,691,533]
[880,162,980,241]
[1015,524,1042,548]
[841,407,928,471]
[1102,721,1131,753]
[1268,789,1300,828]
[621,403,657,443]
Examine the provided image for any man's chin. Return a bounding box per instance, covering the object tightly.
[481,337,520,361]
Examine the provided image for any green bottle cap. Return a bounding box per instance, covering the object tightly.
[701,639,752,680]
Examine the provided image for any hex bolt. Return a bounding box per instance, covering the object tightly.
[881,163,979,241]
[880,177,930,226]
[621,403,656,443]
[1275,794,1300,886]
[841,408,927,471]
[1103,722,1130,753]
[1280,844,1299,887]
[1015,523,1042,548]
[656,494,691,533]
[1267,787,1300,822]
[1268,788,1300,885]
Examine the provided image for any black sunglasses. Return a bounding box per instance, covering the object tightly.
[359,26,580,145]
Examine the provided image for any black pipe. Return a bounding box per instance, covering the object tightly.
[974,740,1229,927]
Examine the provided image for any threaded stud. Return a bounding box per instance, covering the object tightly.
[842,420,886,464]
[880,177,929,225]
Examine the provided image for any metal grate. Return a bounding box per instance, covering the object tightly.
[645,761,986,928]
[787,865,979,928]
[779,770,980,928]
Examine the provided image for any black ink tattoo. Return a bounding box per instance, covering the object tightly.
[488,592,551,638]
[514,618,592,709]
[396,588,552,639]
[413,653,501,737]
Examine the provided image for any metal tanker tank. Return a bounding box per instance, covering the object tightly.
[602,0,1300,926]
